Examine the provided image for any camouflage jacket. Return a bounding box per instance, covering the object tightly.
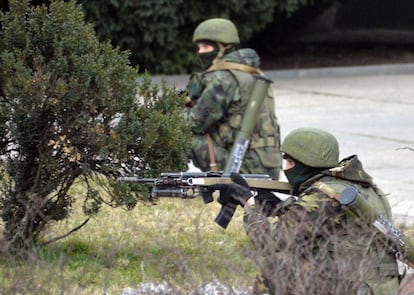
[183,48,261,136]
[183,48,281,174]
[244,155,399,295]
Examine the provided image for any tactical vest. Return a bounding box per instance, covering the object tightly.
[313,178,393,219]
[205,62,282,169]
[311,178,400,295]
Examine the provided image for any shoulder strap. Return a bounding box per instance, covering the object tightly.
[313,181,341,201]
[205,133,218,171]
[206,61,262,75]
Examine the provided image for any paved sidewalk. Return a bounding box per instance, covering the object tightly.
[154,63,414,225]
[272,72,414,225]
[153,62,414,86]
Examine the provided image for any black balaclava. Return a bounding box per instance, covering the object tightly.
[197,41,220,69]
[197,41,235,70]
[284,157,325,196]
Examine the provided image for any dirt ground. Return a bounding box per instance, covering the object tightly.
[400,273,414,295]
[259,45,414,70]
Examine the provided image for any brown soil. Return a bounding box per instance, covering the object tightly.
[400,273,414,295]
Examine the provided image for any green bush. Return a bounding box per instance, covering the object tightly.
[0,0,191,250]
[1,0,340,74]
[79,0,278,74]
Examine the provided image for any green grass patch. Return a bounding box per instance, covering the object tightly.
[5,185,412,294]
[0,197,259,294]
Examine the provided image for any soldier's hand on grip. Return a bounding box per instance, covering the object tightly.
[208,173,253,206]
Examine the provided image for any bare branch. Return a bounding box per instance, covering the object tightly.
[41,218,90,246]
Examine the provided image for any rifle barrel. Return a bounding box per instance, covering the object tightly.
[117,177,157,183]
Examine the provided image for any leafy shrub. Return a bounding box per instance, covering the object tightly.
[79,0,278,74]
[1,0,341,74]
[0,0,191,250]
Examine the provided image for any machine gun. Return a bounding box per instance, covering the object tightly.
[121,74,281,229]
[118,171,292,227]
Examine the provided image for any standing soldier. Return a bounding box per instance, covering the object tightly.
[183,18,282,180]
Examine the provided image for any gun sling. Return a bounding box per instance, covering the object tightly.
[206,133,218,171]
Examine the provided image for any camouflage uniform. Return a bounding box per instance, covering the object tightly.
[244,155,400,295]
[183,48,281,179]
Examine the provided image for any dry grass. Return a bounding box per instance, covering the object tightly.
[1,184,414,294]
[0,195,258,294]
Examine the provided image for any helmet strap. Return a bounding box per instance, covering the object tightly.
[212,43,233,64]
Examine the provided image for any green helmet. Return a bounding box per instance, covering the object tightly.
[281,128,339,168]
[193,18,240,44]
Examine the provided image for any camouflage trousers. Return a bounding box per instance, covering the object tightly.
[190,134,280,179]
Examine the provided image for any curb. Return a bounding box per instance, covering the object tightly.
[152,63,414,87]
[265,62,414,80]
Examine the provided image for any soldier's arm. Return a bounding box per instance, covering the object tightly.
[243,192,335,252]
[182,72,234,133]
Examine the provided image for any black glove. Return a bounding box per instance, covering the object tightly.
[256,190,282,217]
[208,172,253,206]
[256,193,295,217]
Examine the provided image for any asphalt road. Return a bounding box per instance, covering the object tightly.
[154,63,414,226]
[269,69,414,226]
